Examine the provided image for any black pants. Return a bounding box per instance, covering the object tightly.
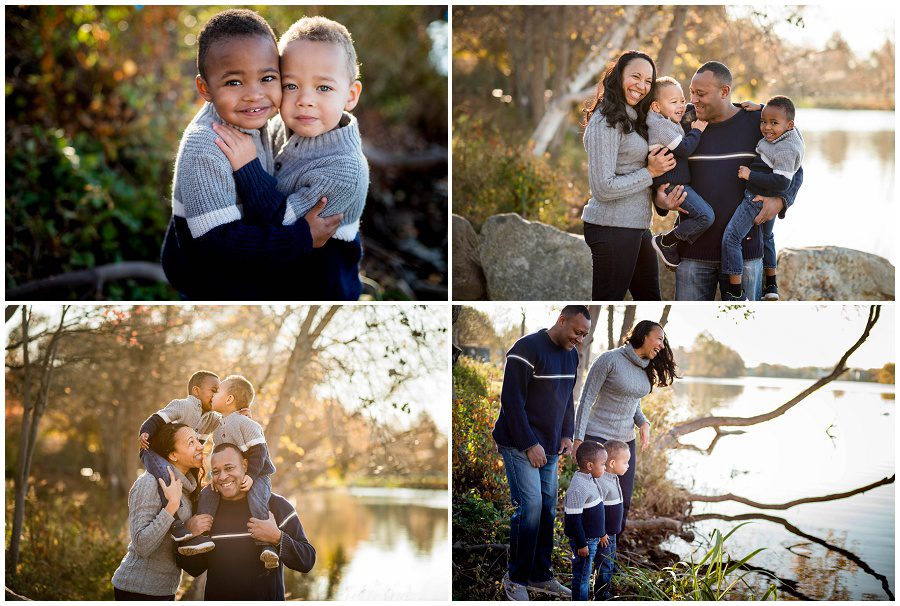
[583,223,660,301]
[114,587,175,601]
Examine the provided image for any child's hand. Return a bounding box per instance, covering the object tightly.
[691,119,708,132]
[738,166,751,180]
[577,545,590,557]
[599,534,610,548]
[740,101,763,112]
[238,407,252,418]
[240,475,254,492]
[139,432,150,450]
[212,122,258,171]
[305,198,343,248]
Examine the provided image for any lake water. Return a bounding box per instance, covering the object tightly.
[282,487,449,600]
[660,377,895,600]
[781,108,894,264]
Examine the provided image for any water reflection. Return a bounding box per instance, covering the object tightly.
[282,488,448,600]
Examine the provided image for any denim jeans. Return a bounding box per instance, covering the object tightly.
[594,533,617,600]
[198,475,272,543]
[499,446,560,585]
[670,185,715,245]
[721,189,777,275]
[675,257,763,300]
[569,537,599,601]
[141,448,178,505]
[583,223,661,301]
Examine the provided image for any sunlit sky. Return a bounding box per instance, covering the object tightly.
[474,304,894,370]
[727,4,894,56]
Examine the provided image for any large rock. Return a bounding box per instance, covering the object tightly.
[778,246,894,301]
[479,213,591,300]
[452,214,487,300]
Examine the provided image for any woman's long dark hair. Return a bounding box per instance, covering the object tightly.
[582,50,656,140]
[625,320,678,390]
[149,422,204,508]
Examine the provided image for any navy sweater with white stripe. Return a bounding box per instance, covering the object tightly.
[492,329,578,454]
[599,472,625,535]
[564,471,606,548]
[661,105,803,263]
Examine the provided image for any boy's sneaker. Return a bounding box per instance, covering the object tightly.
[528,577,572,598]
[169,520,192,542]
[260,546,280,569]
[651,233,680,269]
[763,282,779,301]
[501,573,529,601]
[177,534,216,556]
[722,289,747,301]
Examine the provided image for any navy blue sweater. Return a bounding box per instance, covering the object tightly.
[656,105,803,263]
[492,330,577,454]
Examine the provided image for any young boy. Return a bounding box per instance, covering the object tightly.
[182,375,280,569]
[647,77,715,269]
[595,439,630,600]
[564,441,608,601]
[159,9,340,300]
[721,96,804,300]
[212,15,368,300]
[137,371,222,548]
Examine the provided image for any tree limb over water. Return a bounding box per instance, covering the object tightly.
[657,305,881,450]
[688,474,894,510]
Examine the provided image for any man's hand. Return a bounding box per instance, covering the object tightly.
[738,166,751,180]
[240,475,254,492]
[654,184,689,214]
[248,512,282,545]
[139,432,150,451]
[577,545,589,557]
[558,437,574,457]
[304,198,343,248]
[753,194,785,225]
[639,423,651,453]
[599,534,610,548]
[212,122,258,171]
[238,407,252,418]
[740,101,763,112]
[186,514,213,537]
[525,443,547,468]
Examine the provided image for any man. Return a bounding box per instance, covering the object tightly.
[492,305,591,601]
[655,61,803,300]
[177,443,316,600]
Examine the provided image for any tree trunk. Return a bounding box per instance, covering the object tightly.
[655,6,688,75]
[658,305,672,328]
[573,305,602,401]
[618,306,636,346]
[606,306,615,350]
[8,307,32,572]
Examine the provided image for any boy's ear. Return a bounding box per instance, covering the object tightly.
[344,80,362,112]
[787,119,795,130]
[650,100,661,113]
[196,74,213,102]
[241,458,249,473]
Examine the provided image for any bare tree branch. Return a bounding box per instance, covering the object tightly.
[6,262,167,300]
[689,475,894,510]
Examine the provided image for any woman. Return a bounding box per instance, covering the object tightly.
[111,423,211,600]
[581,51,676,300]
[573,320,677,533]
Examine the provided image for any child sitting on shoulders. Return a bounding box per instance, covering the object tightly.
[564,441,608,601]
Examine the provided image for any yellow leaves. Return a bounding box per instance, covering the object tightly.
[122,59,137,78]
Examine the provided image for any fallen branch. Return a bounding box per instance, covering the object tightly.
[452,542,509,553]
[6,262,168,300]
[688,474,894,510]
[657,306,881,449]
[362,143,447,171]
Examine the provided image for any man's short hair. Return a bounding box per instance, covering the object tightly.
[278,16,360,81]
[197,9,277,80]
[575,441,607,469]
[188,370,219,394]
[604,439,630,461]
[221,374,255,409]
[560,305,591,322]
[696,61,733,88]
[653,76,682,100]
[765,95,796,122]
[212,442,247,460]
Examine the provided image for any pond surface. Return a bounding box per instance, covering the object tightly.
[282,487,448,600]
[661,377,894,600]
[782,108,894,264]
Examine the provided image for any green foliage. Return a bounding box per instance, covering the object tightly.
[452,115,585,232]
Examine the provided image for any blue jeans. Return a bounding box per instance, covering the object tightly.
[675,257,763,300]
[141,448,179,506]
[569,537,599,601]
[499,446,559,585]
[670,185,715,244]
[721,189,777,275]
[594,533,617,600]
[198,475,272,540]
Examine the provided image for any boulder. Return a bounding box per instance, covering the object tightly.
[479,213,591,300]
[451,214,487,300]
[778,247,894,301]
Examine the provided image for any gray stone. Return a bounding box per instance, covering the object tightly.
[451,214,487,300]
[479,213,591,300]
[778,246,894,301]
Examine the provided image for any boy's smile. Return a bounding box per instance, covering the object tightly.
[653,85,686,123]
[760,104,792,142]
[279,39,361,138]
[197,35,281,130]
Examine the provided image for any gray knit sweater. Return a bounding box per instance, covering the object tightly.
[756,127,804,179]
[111,468,197,596]
[270,112,369,241]
[171,102,275,238]
[646,109,685,151]
[581,105,654,229]
[574,344,651,442]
